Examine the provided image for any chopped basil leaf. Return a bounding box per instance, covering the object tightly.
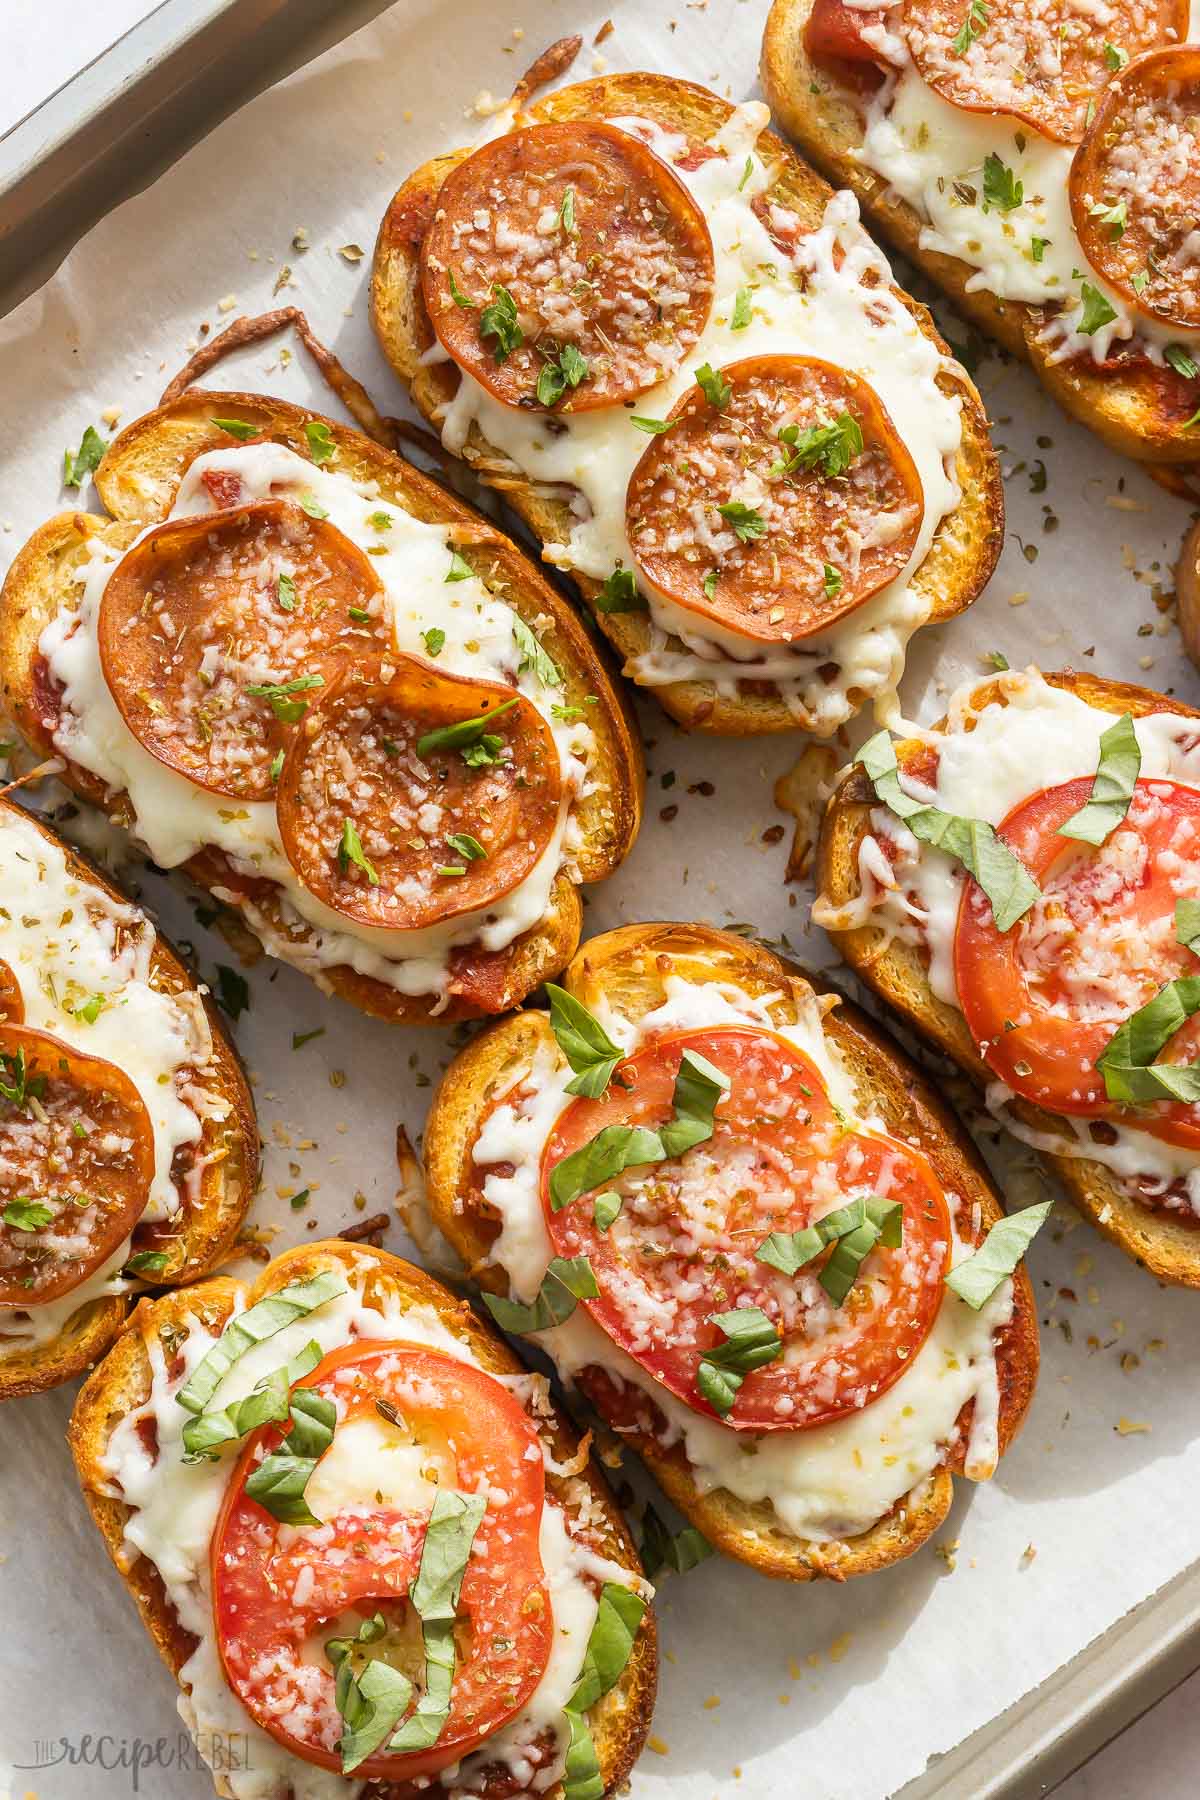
[1088,198,1127,242]
[559,186,578,235]
[1103,40,1127,69]
[123,1250,170,1277]
[328,1616,412,1775]
[944,1201,1051,1309]
[0,1048,46,1110]
[176,1270,345,1414]
[775,411,864,478]
[1176,898,1200,952]
[417,697,517,758]
[695,362,732,409]
[277,572,297,612]
[62,425,108,489]
[731,287,753,330]
[593,1191,622,1231]
[479,283,523,363]
[658,1049,729,1157]
[445,832,485,860]
[244,1386,337,1524]
[549,1124,666,1212]
[2,1199,53,1231]
[562,1584,646,1800]
[209,417,257,443]
[447,268,475,308]
[348,606,371,624]
[1058,713,1140,845]
[717,501,766,543]
[367,509,393,531]
[697,1307,782,1417]
[823,563,842,600]
[269,748,285,783]
[290,1189,311,1210]
[386,1489,488,1754]
[445,550,472,583]
[537,341,589,407]
[1166,344,1199,381]
[630,415,677,434]
[1030,236,1049,264]
[545,983,624,1099]
[951,0,988,56]
[216,966,249,1021]
[738,155,754,191]
[422,627,446,657]
[981,153,1023,214]
[1096,969,1200,1103]
[181,1341,322,1462]
[245,672,324,724]
[338,819,379,886]
[483,1254,599,1333]
[702,569,719,600]
[984,649,1009,670]
[512,616,562,687]
[857,730,1040,931]
[72,992,106,1025]
[1078,282,1118,336]
[594,567,646,613]
[1131,269,1150,297]
[304,419,335,465]
[298,491,329,520]
[640,1504,714,1579]
[818,1198,903,1306]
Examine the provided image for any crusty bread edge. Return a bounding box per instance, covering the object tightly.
[423,921,1039,1583]
[815,668,1200,1287]
[68,1238,656,1800]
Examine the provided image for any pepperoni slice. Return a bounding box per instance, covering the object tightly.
[1072,48,1200,328]
[0,1023,153,1306]
[0,963,23,1024]
[625,356,923,644]
[212,1341,552,1781]
[421,121,715,412]
[541,1026,951,1431]
[903,0,1187,145]
[276,658,561,932]
[955,776,1200,1147]
[98,500,390,801]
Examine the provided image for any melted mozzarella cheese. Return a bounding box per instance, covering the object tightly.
[40,442,594,1005]
[473,976,1010,1544]
[100,1276,625,1800]
[856,1,1200,364]
[0,807,212,1363]
[437,103,965,736]
[850,669,1200,1209]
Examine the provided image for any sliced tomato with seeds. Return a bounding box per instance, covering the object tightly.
[421,121,715,412]
[211,1341,552,1782]
[955,775,1200,1146]
[1071,47,1200,328]
[98,499,390,801]
[625,356,923,645]
[276,657,561,932]
[0,962,23,1024]
[540,1026,951,1431]
[903,0,1186,145]
[0,1022,153,1306]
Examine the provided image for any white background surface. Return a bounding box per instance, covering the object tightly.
[1,3,1199,1798]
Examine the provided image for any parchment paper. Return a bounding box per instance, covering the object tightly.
[1,4,1198,1797]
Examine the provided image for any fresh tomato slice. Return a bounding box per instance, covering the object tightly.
[0,1022,153,1305]
[954,776,1200,1146]
[541,1026,951,1431]
[211,1341,552,1781]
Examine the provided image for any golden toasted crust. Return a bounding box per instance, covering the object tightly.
[0,794,257,1402]
[371,70,1003,735]
[0,392,643,1025]
[761,0,1200,468]
[816,669,1200,1286]
[69,1239,656,1800]
[424,921,1039,1583]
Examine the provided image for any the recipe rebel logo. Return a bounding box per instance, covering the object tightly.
[12,1728,252,1791]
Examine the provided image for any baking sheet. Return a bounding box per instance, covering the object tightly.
[1,3,1199,1797]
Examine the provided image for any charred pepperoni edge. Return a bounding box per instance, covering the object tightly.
[804,0,889,90]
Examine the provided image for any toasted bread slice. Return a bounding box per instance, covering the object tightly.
[424,922,1038,1582]
[817,670,1200,1286]
[0,794,257,1402]
[69,1238,656,1800]
[0,391,643,1025]
[371,70,1002,735]
[761,0,1200,469]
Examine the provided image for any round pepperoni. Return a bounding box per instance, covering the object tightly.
[955,775,1200,1147]
[0,962,23,1024]
[1072,48,1200,328]
[421,122,715,412]
[276,658,561,932]
[98,500,390,801]
[0,1023,153,1306]
[625,356,923,644]
[212,1341,552,1782]
[903,0,1186,145]
[541,1027,951,1431]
